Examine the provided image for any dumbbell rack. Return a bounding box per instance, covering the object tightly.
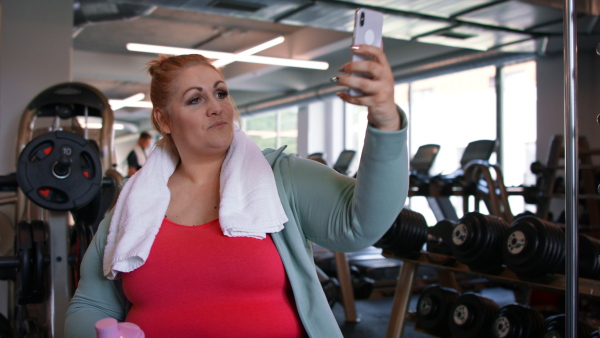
[383,250,600,338]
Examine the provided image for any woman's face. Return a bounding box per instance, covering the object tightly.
[160,64,235,159]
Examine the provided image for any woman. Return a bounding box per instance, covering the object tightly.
[65,44,409,337]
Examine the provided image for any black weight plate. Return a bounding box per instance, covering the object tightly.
[393,209,428,258]
[449,292,500,338]
[16,131,102,211]
[504,219,540,266]
[416,286,459,337]
[542,223,565,276]
[580,235,600,279]
[469,215,508,273]
[16,221,32,305]
[492,303,545,338]
[503,222,542,276]
[544,314,593,338]
[450,213,484,259]
[29,221,47,304]
[451,212,507,273]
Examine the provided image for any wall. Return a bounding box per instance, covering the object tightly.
[536,36,600,162]
[0,0,73,321]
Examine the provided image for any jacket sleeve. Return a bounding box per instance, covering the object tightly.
[64,209,127,338]
[286,108,409,252]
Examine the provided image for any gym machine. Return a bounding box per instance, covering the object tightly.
[409,139,502,222]
[524,134,600,231]
[0,82,123,337]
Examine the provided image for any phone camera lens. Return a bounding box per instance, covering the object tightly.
[360,12,365,26]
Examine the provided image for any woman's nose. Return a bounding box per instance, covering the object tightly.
[207,98,223,115]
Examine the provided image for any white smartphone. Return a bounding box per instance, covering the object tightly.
[349,8,384,97]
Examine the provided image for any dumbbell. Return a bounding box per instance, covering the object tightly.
[579,234,600,280]
[415,285,460,337]
[0,220,49,304]
[426,219,457,265]
[450,212,510,274]
[502,214,565,280]
[449,292,500,338]
[374,208,428,259]
[491,303,545,338]
[544,314,593,338]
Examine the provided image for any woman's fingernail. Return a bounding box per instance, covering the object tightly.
[351,45,360,50]
[330,76,340,83]
[338,66,346,72]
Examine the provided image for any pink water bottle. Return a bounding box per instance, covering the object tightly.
[95,318,145,338]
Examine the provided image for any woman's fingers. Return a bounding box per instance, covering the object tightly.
[332,44,400,131]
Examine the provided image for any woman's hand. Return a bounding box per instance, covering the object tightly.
[332,44,400,132]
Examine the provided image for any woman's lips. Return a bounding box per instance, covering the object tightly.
[209,120,227,129]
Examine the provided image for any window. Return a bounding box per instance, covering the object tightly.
[344,84,409,176]
[242,106,298,154]
[501,60,537,215]
[408,66,498,225]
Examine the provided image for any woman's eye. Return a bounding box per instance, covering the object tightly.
[187,97,200,105]
[216,90,229,99]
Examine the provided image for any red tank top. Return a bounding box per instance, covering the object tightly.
[121,218,306,337]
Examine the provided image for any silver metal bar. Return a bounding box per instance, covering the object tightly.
[83,105,89,140]
[47,211,72,338]
[563,0,579,336]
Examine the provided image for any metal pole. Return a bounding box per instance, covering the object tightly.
[563,0,578,336]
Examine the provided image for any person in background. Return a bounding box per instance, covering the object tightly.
[65,43,409,337]
[126,131,152,177]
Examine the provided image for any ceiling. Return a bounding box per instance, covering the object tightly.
[71,0,600,134]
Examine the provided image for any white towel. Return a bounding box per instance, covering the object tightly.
[103,130,288,280]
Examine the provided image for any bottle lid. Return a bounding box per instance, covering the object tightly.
[95,318,119,337]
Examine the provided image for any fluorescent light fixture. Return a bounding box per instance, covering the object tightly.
[76,116,125,130]
[109,100,153,109]
[110,93,149,111]
[126,42,329,70]
[213,36,285,67]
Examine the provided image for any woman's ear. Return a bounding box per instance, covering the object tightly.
[154,108,171,134]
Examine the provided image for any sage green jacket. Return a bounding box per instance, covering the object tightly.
[65,115,408,337]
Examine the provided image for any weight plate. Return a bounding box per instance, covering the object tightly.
[544,314,593,338]
[579,234,600,280]
[415,286,459,337]
[16,131,102,211]
[16,221,33,305]
[450,212,508,273]
[503,215,565,279]
[449,292,500,338]
[492,303,545,338]
[374,208,428,258]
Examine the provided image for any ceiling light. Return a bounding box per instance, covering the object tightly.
[110,93,148,111]
[76,116,125,130]
[126,42,329,70]
[213,36,285,67]
[108,100,153,109]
